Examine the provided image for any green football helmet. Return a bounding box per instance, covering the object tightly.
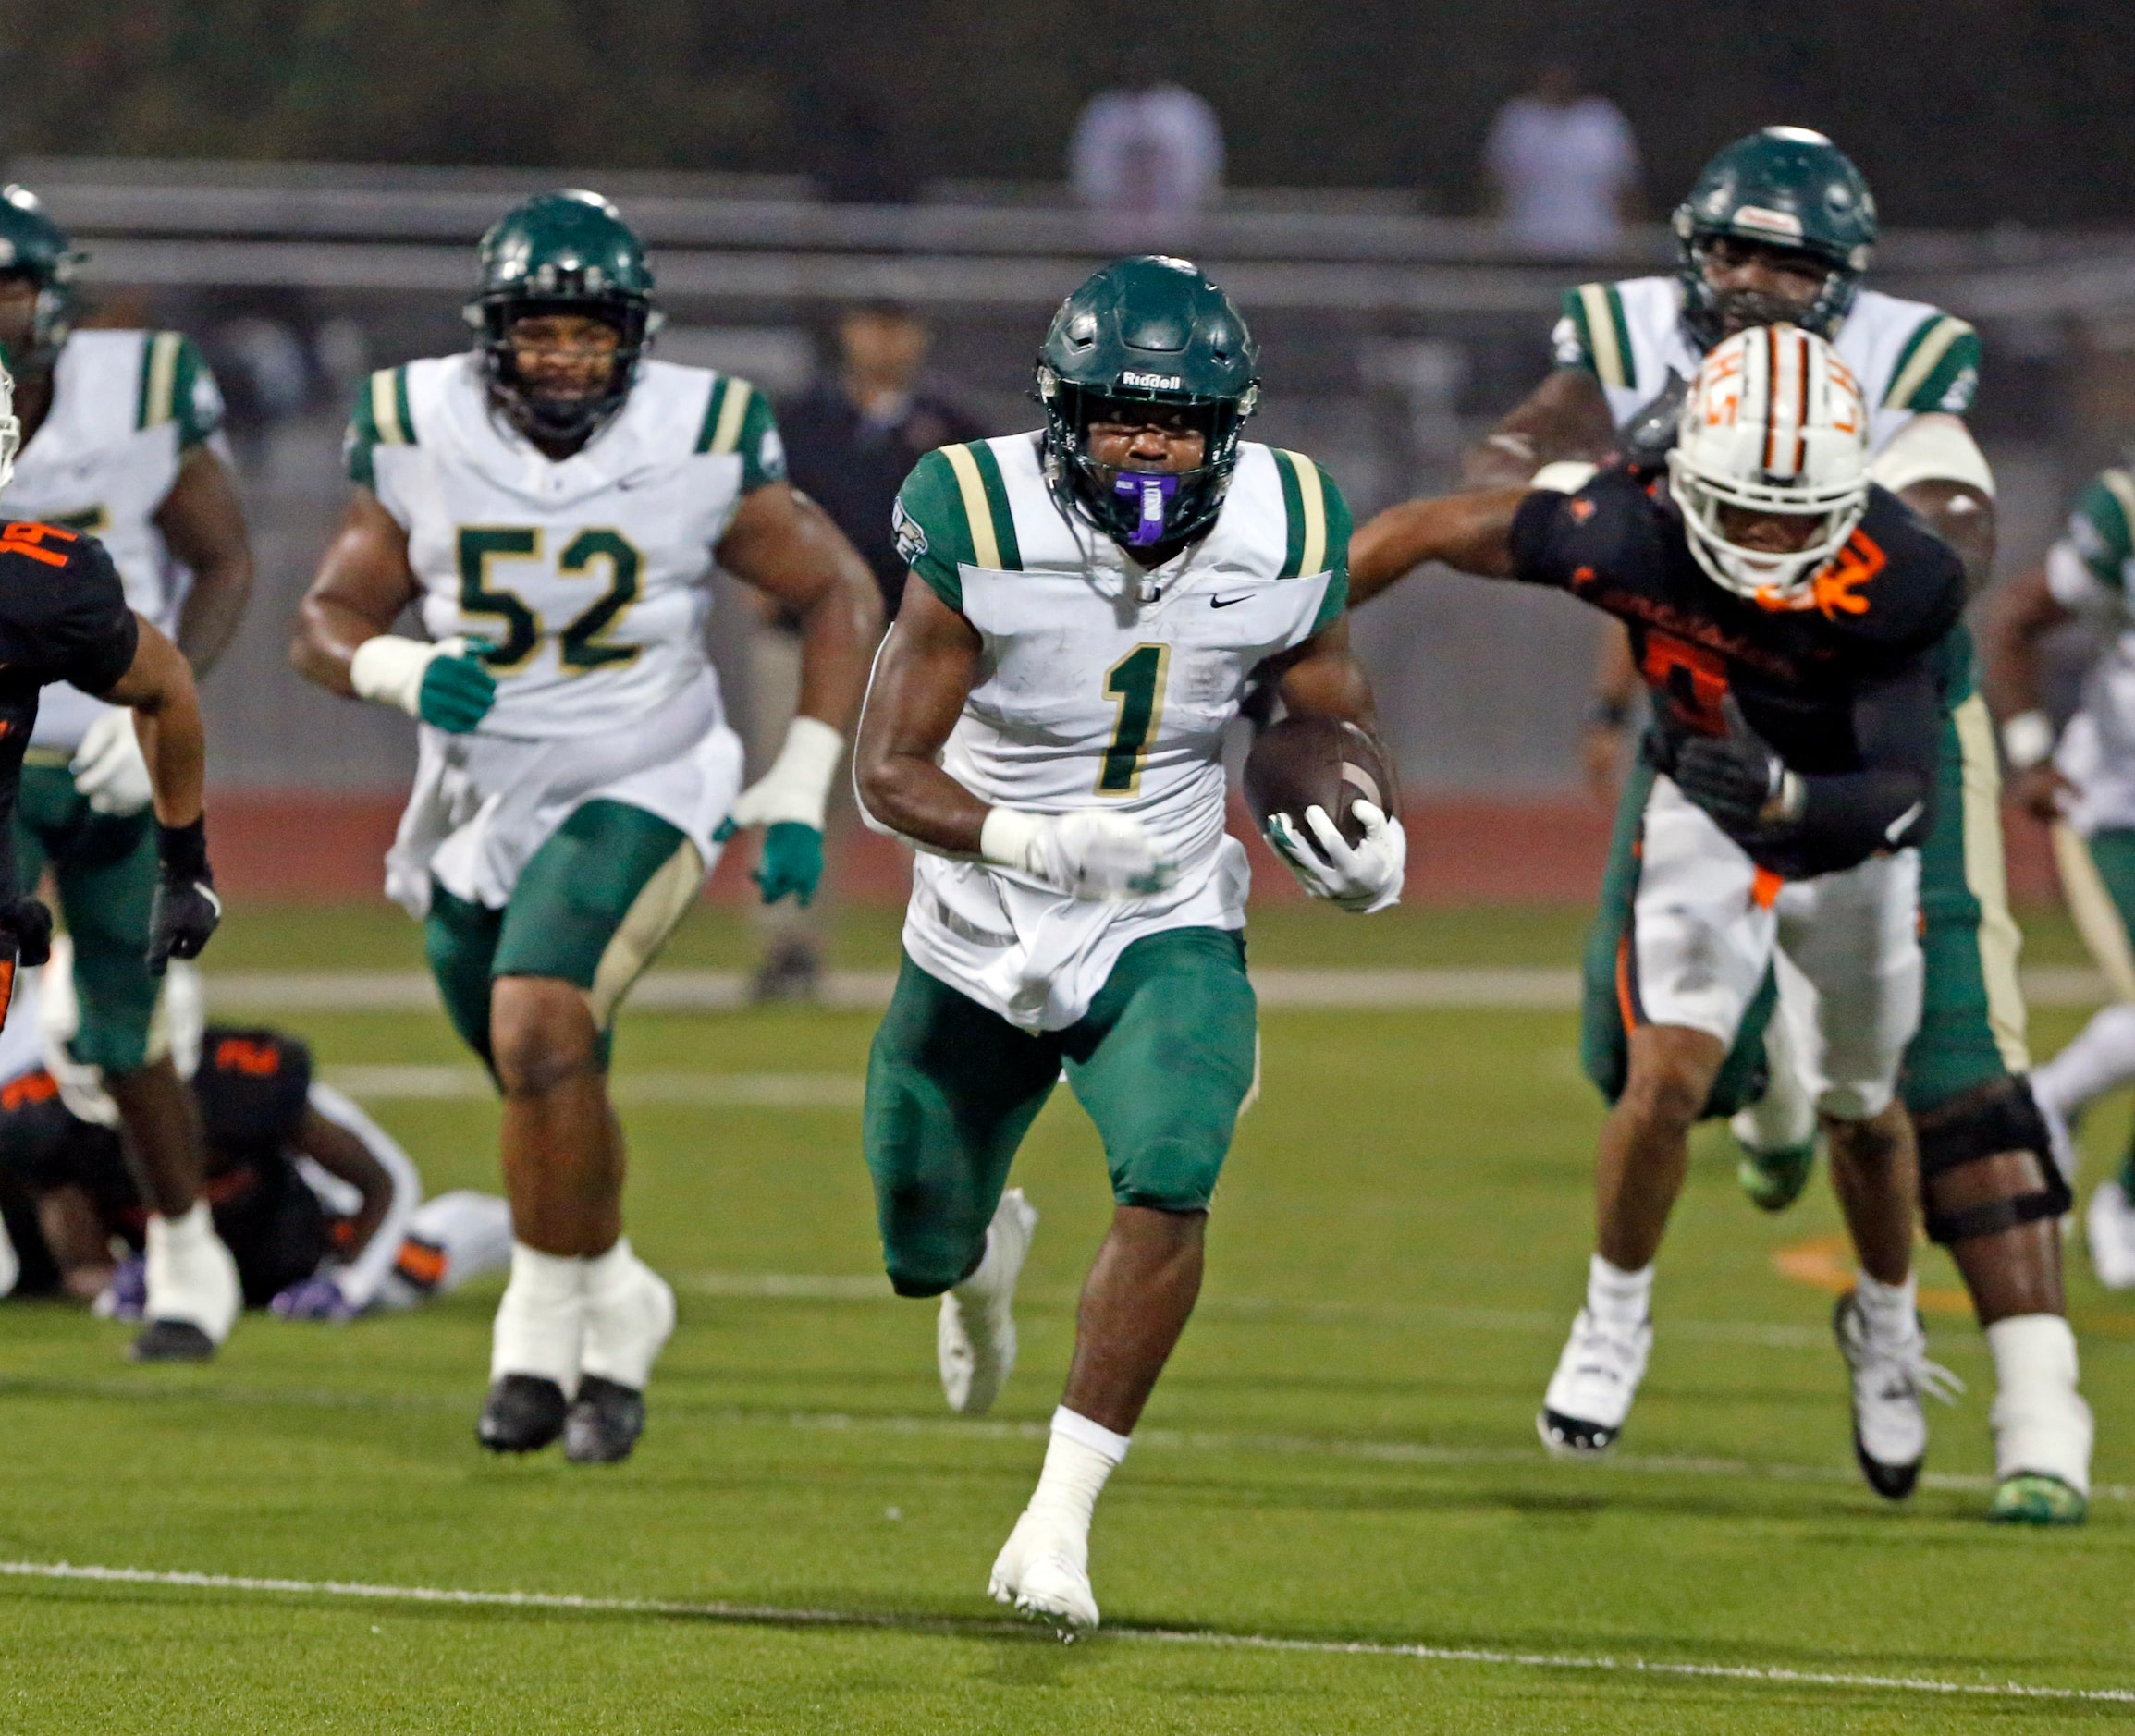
[1674,127,1877,345]
[463,189,661,443]
[0,185,85,374]
[1036,256,1259,551]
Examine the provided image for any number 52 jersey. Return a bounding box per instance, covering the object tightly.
[347,351,783,738]
[888,433,1348,1031]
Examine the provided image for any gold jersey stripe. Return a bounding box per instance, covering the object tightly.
[370,370,408,446]
[1883,315,1974,410]
[143,332,183,427]
[706,378,753,457]
[1282,449,1328,576]
[1578,283,1627,390]
[1952,693,2031,1069]
[2101,469,2135,542]
[940,443,1001,568]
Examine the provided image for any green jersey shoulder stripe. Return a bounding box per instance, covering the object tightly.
[135,334,221,449]
[1271,449,1353,630]
[1561,283,1636,391]
[694,375,785,490]
[695,375,753,455]
[1883,313,1981,413]
[344,366,414,490]
[939,442,1021,572]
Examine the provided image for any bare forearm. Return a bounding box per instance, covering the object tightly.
[134,686,205,826]
[1349,488,1525,605]
[793,571,880,731]
[1901,481,1996,598]
[174,557,253,673]
[1979,567,2063,721]
[1460,369,1616,489]
[157,448,256,673]
[858,753,991,854]
[290,595,383,697]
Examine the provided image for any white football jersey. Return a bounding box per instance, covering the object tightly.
[0,330,224,751]
[888,434,1348,1029]
[2043,468,2135,833]
[1553,276,1981,458]
[351,352,783,739]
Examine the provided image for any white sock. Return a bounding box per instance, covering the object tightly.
[580,1236,673,1389]
[490,1241,584,1388]
[1586,1253,1652,1332]
[144,1202,239,1342]
[1986,1314,2092,1493]
[2032,1004,2135,1121]
[1025,1407,1131,1543]
[1853,1268,1918,1344]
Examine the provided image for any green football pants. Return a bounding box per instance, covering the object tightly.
[864,926,1258,1298]
[425,799,706,1074]
[16,759,161,1074]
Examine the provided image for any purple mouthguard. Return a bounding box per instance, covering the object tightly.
[1114,471,1181,546]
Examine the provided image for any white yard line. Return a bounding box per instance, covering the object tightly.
[204,964,2118,1014]
[2,1559,2126,1703]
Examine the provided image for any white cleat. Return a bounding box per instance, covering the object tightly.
[988,1506,1099,1636]
[2086,1177,2135,1290]
[939,1189,1037,1415]
[1833,1291,1962,1500]
[1538,1308,1651,1458]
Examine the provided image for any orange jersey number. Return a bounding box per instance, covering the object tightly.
[1639,631,1730,736]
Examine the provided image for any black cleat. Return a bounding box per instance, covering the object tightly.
[129,1320,215,1363]
[1537,1409,1619,1457]
[564,1375,647,1464]
[477,1374,570,1453]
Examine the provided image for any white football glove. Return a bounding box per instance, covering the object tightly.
[1266,800,1406,913]
[70,709,153,816]
[725,715,844,832]
[981,807,1180,901]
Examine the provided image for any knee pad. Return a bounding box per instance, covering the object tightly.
[1913,1078,2072,1247]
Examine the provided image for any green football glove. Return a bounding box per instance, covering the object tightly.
[748,820,824,907]
[418,647,497,733]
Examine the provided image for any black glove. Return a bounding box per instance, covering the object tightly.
[149,816,221,975]
[1671,696,1803,839]
[0,896,53,968]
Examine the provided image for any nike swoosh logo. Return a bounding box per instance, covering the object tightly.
[1210,593,1253,609]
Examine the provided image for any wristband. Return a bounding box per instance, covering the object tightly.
[157,815,211,881]
[978,808,1047,874]
[350,635,465,719]
[2001,710,2055,773]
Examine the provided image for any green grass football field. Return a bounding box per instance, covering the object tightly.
[4,900,2132,1732]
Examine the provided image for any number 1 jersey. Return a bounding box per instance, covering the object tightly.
[348,352,783,739]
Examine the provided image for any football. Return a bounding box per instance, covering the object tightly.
[1243,713,1396,850]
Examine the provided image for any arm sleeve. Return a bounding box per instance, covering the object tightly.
[890,447,974,612]
[1505,472,1658,593]
[1787,654,1943,875]
[52,538,142,697]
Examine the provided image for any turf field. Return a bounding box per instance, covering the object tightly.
[4,900,2132,1732]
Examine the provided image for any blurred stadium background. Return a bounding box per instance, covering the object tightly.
[9,0,2135,906]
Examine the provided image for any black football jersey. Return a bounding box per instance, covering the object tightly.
[1508,474,1966,776]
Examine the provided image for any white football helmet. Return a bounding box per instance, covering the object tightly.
[1668,323,1871,604]
[0,359,18,495]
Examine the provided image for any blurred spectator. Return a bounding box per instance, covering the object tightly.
[745,303,983,1001]
[1482,67,1640,256]
[1069,80,1224,251]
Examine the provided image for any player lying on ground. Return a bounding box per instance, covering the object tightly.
[292,190,880,1464]
[1447,126,2090,1526]
[0,948,510,1314]
[856,256,1403,1632]
[1353,324,1980,1500]
[1982,460,2135,1292]
[0,185,258,1364]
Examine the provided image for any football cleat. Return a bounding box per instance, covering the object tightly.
[1735,1135,1817,1214]
[939,1189,1037,1416]
[1832,1291,1961,1499]
[988,1507,1099,1636]
[563,1375,648,1465]
[477,1374,571,1454]
[1538,1309,1652,1458]
[1988,1473,2088,1527]
[129,1320,215,1363]
[135,1206,242,1361]
[2085,1175,2135,1290]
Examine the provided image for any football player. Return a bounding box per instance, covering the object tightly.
[0,950,510,1317]
[1416,128,2088,1524]
[0,185,257,1362]
[291,191,880,1463]
[1982,461,2135,1290]
[856,256,1404,1631]
[1355,327,1965,1499]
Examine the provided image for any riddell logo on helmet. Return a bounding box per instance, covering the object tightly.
[1731,206,1805,241]
[1120,372,1183,390]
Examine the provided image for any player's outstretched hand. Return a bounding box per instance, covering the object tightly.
[69,709,153,816]
[982,808,1179,900]
[272,1273,360,1322]
[1266,801,1405,913]
[1672,695,1800,839]
[149,818,220,975]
